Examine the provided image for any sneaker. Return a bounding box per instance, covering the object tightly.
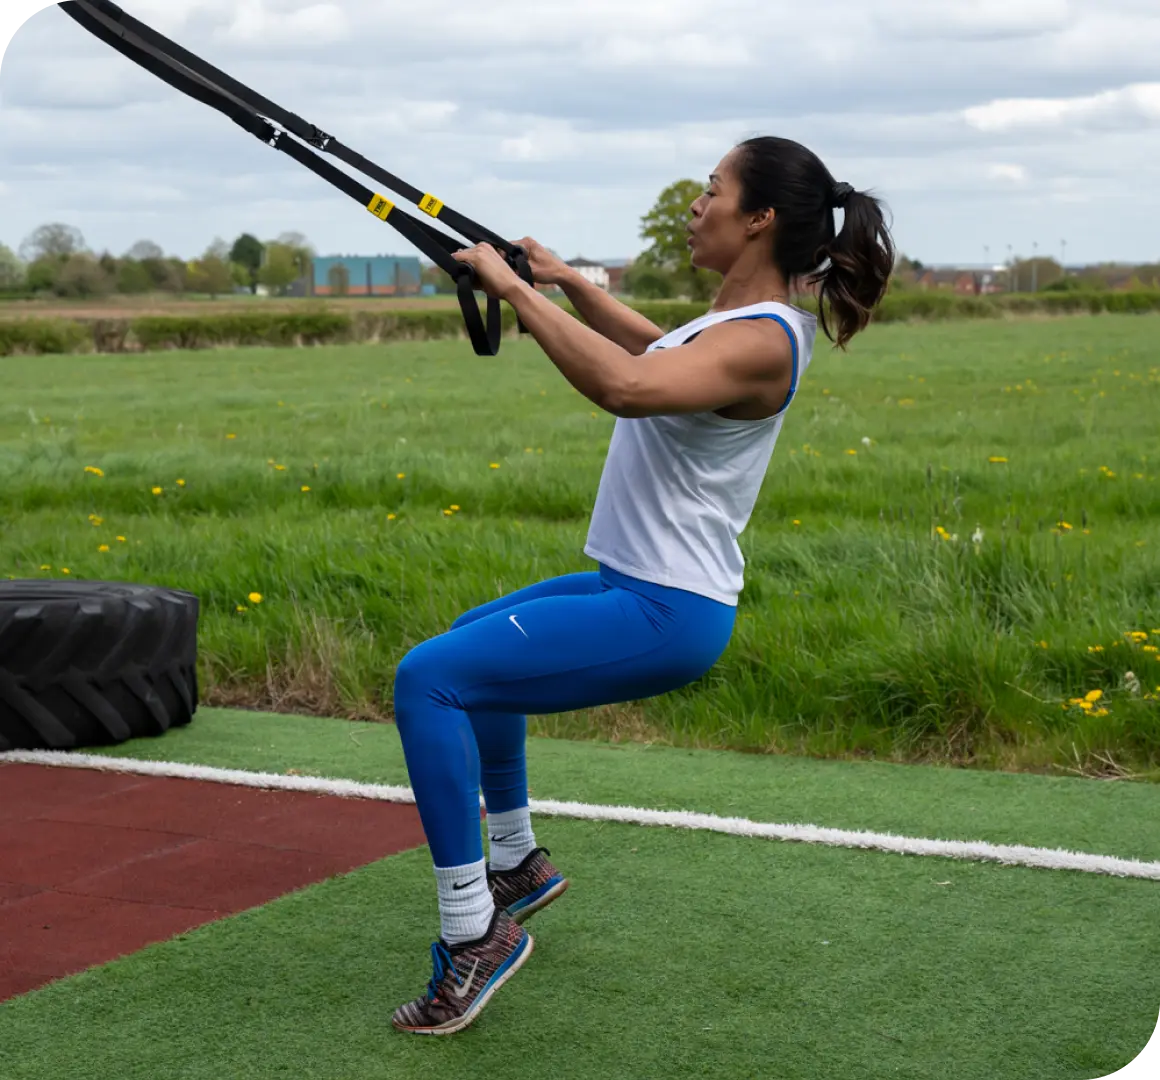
[391,909,532,1036]
[488,847,569,924]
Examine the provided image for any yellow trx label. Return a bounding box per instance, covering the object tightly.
[367,194,395,220]
[419,193,444,218]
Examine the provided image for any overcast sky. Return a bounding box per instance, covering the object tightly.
[2,0,1159,268]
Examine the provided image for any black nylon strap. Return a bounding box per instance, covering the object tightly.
[59,0,526,354]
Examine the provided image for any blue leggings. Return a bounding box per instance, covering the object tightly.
[392,563,736,867]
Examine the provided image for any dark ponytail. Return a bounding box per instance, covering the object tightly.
[734,136,895,349]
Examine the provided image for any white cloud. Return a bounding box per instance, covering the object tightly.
[217,2,350,47]
[874,0,1072,40]
[964,82,1160,132]
[986,163,1029,183]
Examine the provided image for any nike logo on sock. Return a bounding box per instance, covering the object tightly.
[489,834,516,844]
[452,877,482,890]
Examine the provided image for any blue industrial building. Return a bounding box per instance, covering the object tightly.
[310,254,422,297]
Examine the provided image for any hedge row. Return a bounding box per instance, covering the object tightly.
[2,290,1159,356]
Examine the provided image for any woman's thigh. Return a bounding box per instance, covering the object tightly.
[449,571,605,631]
[397,582,735,719]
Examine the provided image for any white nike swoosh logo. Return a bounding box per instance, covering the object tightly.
[509,615,528,638]
[451,959,481,1000]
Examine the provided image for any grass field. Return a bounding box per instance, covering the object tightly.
[1,313,1158,776]
[0,293,468,320]
[3,707,1158,1080]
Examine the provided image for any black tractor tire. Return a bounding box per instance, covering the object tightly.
[0,580,199,752]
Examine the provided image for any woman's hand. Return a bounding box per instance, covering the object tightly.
[449,243,524,301]
[511,237,574,287]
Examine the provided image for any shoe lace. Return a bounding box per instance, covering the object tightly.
[426,941,463,1002]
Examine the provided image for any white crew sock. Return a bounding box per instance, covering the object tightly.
[434,859,494,946]
[485,807,537,872]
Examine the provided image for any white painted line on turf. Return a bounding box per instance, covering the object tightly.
[4,749,1160,882]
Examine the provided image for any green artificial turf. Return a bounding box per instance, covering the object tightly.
[2,817,1157,1080]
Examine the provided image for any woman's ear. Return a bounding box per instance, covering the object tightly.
[746,208,776,239]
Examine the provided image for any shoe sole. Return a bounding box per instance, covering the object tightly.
[508,877,569,925]
[392,932,534,1037]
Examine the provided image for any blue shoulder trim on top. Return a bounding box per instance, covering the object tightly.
[726,313,799,416]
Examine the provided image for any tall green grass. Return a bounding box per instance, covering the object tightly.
[1,315,1157,776]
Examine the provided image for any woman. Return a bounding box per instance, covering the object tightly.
[389,135,895,1035]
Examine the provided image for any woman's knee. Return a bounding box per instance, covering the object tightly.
[392,640,445,717]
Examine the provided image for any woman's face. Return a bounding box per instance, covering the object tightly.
[686,148,769,274]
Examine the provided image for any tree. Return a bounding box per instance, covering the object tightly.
[0,244,25,290]
[257,242,301,294]
[421,263,456,294]
[186,248,234,298]
[229,233,265,294]
[26,256,63,293]
[116,259,152,294]
[623,263,676,300]
[1009,257,1063,292]
[54,253,114,298]
[126,239,164,261]
[276,231,314,277]
[638,179,718,301]
[20,223,85,262]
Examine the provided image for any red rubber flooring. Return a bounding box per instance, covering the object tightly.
[0,762,428,1002]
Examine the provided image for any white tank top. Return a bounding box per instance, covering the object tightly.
[583,301,817,606]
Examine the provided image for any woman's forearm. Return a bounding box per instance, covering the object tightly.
[502,277,633,411]
[557,269,665,355]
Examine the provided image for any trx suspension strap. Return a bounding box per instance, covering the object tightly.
[58,0,534,357]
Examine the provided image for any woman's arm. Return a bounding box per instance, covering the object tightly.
[556,267,666,355]
[501,274,791,419]
[514,237,664,355]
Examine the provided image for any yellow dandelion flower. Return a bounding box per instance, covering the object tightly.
[84,466,104,477]
[40,564,51,571]
[450,505,460,511]
[1093,708,1110,717]
[490,463,500,469]
[793,519,801,526]
[845,449,857,456]
[226,433,237,440]
[236,604,247,613]
[152,486,163,495]
[443,509,453,517]
[301,486,311,493]
[176,479,186,487]
[248,592,263,604]
[98,544,110,553]
[397,473,406,480]
[1088,645,1104,653]
[387,513,397,521]
[1085,689,1103,703]
[988,456,1008,464]
[268,459,276,465]
[1078,700,1093,710]
[61,568,71,575]
[274,465,287,472]
[898,398,916,406]
[117,536,126,543]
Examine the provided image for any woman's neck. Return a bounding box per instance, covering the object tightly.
[709,257,791,312]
